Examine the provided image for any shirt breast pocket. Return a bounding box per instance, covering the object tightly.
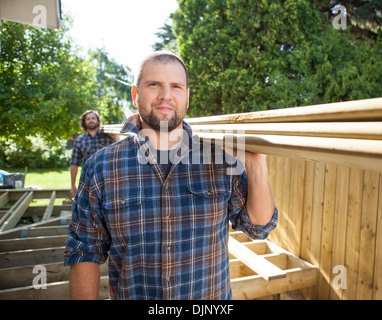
[186,182,230,228]
[102,188,145,246]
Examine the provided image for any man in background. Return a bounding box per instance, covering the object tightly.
[69,110,115,197]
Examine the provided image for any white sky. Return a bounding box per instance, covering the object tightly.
[61,0,179,75]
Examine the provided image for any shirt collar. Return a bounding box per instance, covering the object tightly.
[85,130,101,137]
[120,113,194,144]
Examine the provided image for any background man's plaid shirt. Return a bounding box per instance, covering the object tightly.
[70,130,115,166]
[64,114,278,300]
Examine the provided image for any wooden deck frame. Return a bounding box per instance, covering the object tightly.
[0,212,317,300]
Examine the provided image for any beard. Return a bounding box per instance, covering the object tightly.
[138,99,188,132]
[86,122,99,130]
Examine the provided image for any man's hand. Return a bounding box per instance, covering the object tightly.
[224,147,275,226]
[70,185,77,198]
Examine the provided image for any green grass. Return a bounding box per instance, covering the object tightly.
[5,167,81,206]
[7,167,81,190]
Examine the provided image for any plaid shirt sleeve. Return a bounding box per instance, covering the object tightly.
[70,138,83,166]
[229,170,278,240]
[64,156,111,265]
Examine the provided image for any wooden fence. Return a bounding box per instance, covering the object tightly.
[104,97,382,300]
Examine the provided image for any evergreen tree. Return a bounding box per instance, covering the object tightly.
[173,0,382,116]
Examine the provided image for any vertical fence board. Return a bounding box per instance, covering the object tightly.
[264,154,381,300]
[357,170,379,299]
[317,164,337,299]
[330,166,349,300]
[373,173,382,299]
[343,168,363,299]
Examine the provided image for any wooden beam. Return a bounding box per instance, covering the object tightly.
[0,192,9,207]
[186,97,382,124]
[191,122,382,140]
[0,246,65,268]
[0,192,34,232]
[0,189,70,201]
[0,235,67,252]
[193,132,382,173]
[0,276,109,300]
[0,262,108,290]
[228,236,286,281]
[42,191,56,221]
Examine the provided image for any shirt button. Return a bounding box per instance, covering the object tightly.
[167,246,171,251]
[120,200,126,204]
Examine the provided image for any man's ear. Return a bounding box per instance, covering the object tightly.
[132,85,138,106]
[187,88,190,109]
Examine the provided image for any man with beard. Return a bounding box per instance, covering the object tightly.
[69,110,115,197]
[65,52,278,300]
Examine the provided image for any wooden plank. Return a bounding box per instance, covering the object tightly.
[288,158,305,256]
[42,191,56,221]
[0,225,68,240]
[306,162,326,299]
[191,122,382,140]
[0,247,65,268]
[357,170,379,299]
[192,132,382,173]
[184,97,382,124]
[0,262,108,290]
[0,235,67,252]
[0,275,109,300]
[1,189,70,201]
[228,237,286,281]
[317,164,337,299]
[0,192,34,232]
[330,166,349,300]
[280,158,292,250]
[231,267,317,300]
[24,204,72,218]
[373,173,382,299]
[300,161,315,262]
[343,168,363,299]
[0,192,9,207]
[0,215,70,239]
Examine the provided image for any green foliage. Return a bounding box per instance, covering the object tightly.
[91,48,134,125]
[173,0,382,116]
[0,18,99,146]
[152,22,180,55]
[0,137,70,169]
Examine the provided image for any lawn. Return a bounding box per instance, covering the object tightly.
[7,167,79,190]
[5,167,81,206]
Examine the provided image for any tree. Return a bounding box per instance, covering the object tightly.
[152,21,180,55]
[173,0,382,117]
[91,48,134,125]
[0,18,99,147]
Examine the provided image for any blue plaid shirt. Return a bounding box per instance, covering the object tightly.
[70,130,115,166]
[64,114,278,300]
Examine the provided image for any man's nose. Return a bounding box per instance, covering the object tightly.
[158,85,172,100]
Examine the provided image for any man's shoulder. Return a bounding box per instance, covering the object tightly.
[96,135,136,155]
[73,133,88,144]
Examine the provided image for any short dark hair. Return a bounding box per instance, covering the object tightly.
[134,51,189,88]
[80,110,101,131]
